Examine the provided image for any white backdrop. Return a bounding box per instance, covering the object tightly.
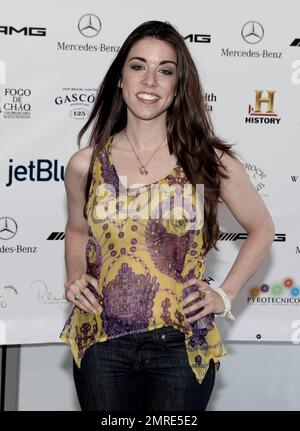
[1,0,300,346]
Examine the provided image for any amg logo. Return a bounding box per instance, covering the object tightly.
[184,34,211,43]
[273,234,286,242]
[0,26,46,36]
[290,39,300,47]
[47,232,65,240]
[219,232,286,242]
[219,232,248,241]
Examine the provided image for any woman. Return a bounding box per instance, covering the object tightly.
[59,20,275,411]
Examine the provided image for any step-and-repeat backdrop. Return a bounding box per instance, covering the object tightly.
[1,0,300,345]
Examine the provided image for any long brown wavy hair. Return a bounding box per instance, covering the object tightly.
[78,20,239,255]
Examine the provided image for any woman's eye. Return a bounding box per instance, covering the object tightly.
[159,69,173,75]
[130,64,144,70]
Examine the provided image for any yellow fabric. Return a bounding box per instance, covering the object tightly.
[59,135,227,383]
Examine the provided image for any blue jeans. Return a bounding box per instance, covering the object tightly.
[73,326,216,411]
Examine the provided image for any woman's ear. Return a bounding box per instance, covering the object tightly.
[118,78,123,89]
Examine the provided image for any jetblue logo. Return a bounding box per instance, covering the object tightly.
[6,159,64,187]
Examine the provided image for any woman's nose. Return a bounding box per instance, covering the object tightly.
[141,69,157,87]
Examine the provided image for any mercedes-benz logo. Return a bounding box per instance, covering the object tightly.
[78,14,101,38]
[241,21,264,44]
[0,216,18,240]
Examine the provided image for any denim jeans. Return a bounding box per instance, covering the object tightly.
[73,325,216,411]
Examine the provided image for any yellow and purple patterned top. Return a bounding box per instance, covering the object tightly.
[59,135,227,383]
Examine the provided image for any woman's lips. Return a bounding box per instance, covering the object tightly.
[136,92,160,104]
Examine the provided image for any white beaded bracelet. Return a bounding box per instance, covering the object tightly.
[210,286,235,321]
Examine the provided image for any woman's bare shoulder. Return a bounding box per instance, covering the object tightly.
[66,146,94,179]
[214,148,242,173]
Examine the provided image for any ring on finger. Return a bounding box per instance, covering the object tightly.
[74,293,81,301]
[199,290,206,300]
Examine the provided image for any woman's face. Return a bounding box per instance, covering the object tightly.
[119,37,178,122]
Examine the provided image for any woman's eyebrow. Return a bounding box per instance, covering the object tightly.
[128,56,177,66]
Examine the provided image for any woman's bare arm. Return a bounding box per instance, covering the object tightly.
[182,151,275,322]
[64,146,101,314]
[216,151,275,302]
[64,147,91,281]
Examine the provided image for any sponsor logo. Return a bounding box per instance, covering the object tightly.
[0,216,37,254]
[47,232,65,240]
[244,162,269,196]
[0,244,38,254]
[78,14,101,38]
[184,34,211,43]
[245,90,281,125]
[290,39,300,47]
[57,15,119,53]
[0,26,46,36]
[241,21,264,44]
[219,232,285,241]
[57,41,120,52]
[0,216,18,240]
[248,277,300,305]
[29,280,67,305]
[6,158,64,187]
[0,285,18,309]
[221,21,282,59]
[204,92,216,112]
[0,87,32,119]
[55,87,96,120]
[69,107,89,120]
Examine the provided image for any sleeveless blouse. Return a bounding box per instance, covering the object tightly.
[59,135,227,383]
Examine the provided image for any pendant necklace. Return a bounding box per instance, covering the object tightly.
[124,129,167,175]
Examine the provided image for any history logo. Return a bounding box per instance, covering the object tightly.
[245,90,281,125]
